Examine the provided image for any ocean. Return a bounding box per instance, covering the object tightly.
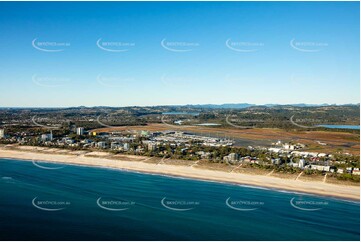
[0,158,359,241]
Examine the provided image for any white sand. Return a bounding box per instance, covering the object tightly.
[0,146,359,200]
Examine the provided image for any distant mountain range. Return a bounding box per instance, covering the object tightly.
[182,103,359,109]
[0,103,359,110]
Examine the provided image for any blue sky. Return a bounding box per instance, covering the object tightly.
[0,1,359,107]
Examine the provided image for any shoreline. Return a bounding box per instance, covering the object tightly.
[0,147,359,201]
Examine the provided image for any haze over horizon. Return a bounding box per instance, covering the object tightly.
[0,1,359,107]
[0,102,359,109]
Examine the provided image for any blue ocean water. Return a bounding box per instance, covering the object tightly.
[0,158,359,241]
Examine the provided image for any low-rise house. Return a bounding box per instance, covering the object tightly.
[272,158,282,165]
[81,139,92,144]
[64,138,75,144]
[352,168,360,175]
[97,141,108,149]
[196,151,211,159]
[346,167,353,174]
[147,142,157,151]
[250,158,259,164]
[223,153,239,164]
[269,148,281,153]
[111,142,122,150]
[310,165,330,172]
[241,156,251,163]
[283,144,295,150]
[317,153,327,157]
[180,148,188,154]
[135,147,144,153]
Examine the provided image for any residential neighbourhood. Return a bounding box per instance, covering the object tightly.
[0,126,359,177]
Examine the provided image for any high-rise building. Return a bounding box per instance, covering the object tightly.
[77,127,84,135]
[0,129,5,138]
[41,131,53,142]
[41,134,48,141]
[299,159,305,169]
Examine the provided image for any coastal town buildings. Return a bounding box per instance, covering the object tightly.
[0,125,358,177]
[77,127,84,136]
[41,131,53,141]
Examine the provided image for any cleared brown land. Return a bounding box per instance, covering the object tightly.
[91,123,360,155]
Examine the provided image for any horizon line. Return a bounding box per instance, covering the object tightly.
[0,102,360,109]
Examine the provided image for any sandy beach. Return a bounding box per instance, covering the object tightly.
[0,146,359,200]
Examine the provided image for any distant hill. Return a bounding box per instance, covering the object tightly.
[183,103,254,109]
[181,103,359,109]
[1,103,359,110]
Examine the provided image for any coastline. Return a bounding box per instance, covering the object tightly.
[0,147,359,201]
